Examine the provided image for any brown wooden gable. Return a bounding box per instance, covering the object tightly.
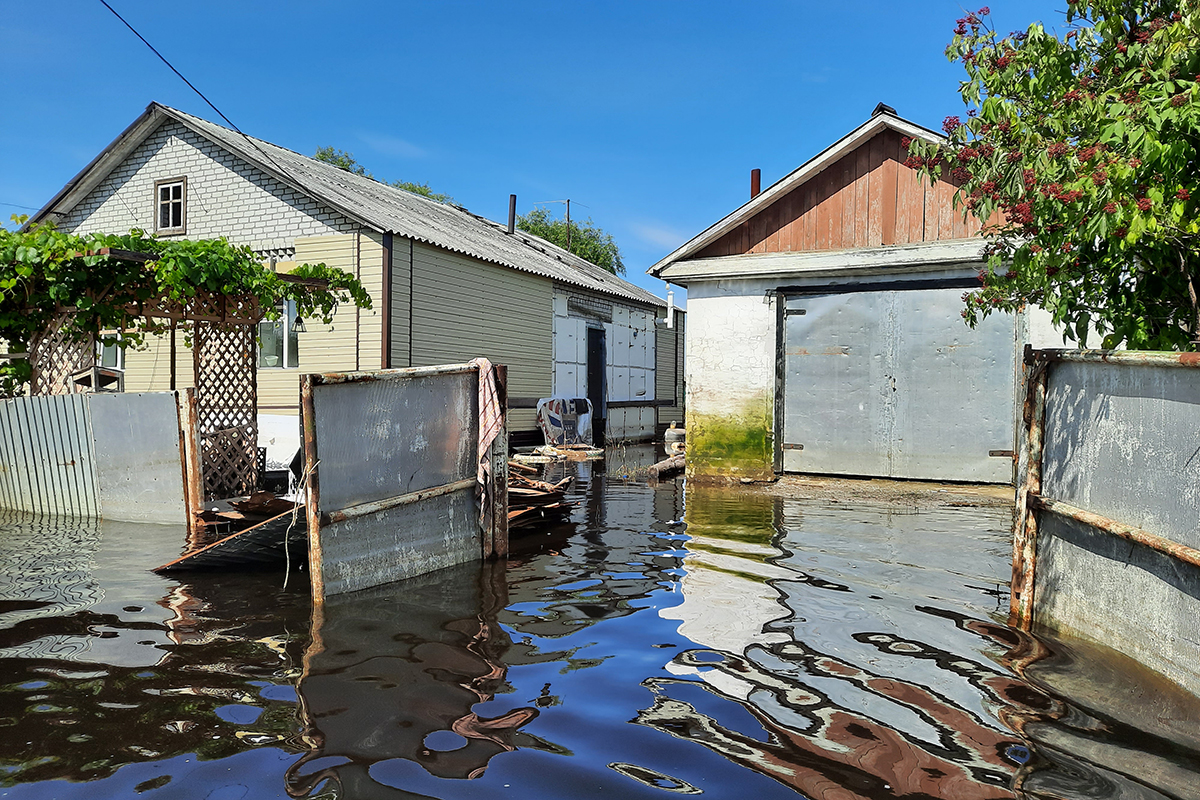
[697,130,987,259]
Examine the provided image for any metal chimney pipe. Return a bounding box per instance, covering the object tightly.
[508,194,517,234]
[751,169,761,199]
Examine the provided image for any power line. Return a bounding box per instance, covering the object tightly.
[97,0,302,186]
[0,202,41,211]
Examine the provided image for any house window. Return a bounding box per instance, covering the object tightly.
[97,338,125,371]
[155,177,187,234]
[258,301,299,369]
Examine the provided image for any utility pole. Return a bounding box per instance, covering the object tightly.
[565,199,571,251]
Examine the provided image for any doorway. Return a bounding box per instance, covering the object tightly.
[586,327,607,444]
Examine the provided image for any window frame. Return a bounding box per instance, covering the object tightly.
[257,300,300,370]
[154,176,188,236]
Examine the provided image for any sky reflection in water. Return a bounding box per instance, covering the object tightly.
[1,453,1199,798]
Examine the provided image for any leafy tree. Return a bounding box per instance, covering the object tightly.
[0,217,371,395]
[313,147,454,204]
[909,1,1200,349]
[516,207,626,275]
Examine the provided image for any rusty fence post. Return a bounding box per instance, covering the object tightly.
[1010,351,1048,629]
[490,364,509,559]
[179,388,203,542]
[301,374,325,608]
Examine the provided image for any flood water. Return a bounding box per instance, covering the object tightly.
[2,448,1199,799]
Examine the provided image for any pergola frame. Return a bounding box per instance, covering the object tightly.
[26,247,325,501]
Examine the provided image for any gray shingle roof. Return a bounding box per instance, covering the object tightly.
[160,106,664,308]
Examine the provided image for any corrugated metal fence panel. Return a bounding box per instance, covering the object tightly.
[313,370,480,597]
[1036,360,1200,691]
[90,393,186,525]
[782,288,1016,482]
[0,395,98,516]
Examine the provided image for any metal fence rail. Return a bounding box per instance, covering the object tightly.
[1012,346,1200,693]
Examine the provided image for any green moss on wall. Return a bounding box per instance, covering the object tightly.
[686,396,774,480]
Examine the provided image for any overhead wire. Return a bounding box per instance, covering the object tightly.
[97,0,306,188]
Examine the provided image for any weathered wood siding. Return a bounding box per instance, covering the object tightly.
[409,242,553,431]
[122,231,384,415]
[698,130,990,258]
[655,309,686,427]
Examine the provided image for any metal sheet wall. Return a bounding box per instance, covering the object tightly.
[0,393,187,524]
[1033,359,1200,691]
[310,368,480,598]
[0,395,98,517]
[781,287,1016,482]
[90,393,187,524]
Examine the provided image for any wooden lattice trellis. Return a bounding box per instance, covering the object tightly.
[194,321,258,501]
[25,256,323,505]
[29,312,96,397]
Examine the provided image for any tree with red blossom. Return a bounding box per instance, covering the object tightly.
[910,1,1200,349]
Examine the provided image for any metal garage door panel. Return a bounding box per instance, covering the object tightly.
[891,289,1015,482]
[782,293,892,476]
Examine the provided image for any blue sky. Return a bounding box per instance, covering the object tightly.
[2,1,1065,301]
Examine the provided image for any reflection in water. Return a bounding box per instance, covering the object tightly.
[287,560,548,796]
[1,462,1200,798]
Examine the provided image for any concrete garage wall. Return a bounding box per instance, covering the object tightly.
[683,278,777,480]
[1029,356,1200,694]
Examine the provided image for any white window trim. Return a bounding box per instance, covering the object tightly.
[154,176,187,236]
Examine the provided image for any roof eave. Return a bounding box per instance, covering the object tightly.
[647,112,944,276]
[27,102,168,229]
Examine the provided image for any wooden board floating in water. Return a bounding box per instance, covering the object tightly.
[508,471,575,530]
[155,510,307,573]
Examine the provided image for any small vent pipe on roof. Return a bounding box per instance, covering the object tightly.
[660,288,675,328]
[751,169,761,199]
[508,194,517,234]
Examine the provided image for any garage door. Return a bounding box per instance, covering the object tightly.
[780,286,1017,483]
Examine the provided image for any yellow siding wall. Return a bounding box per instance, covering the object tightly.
[409,242,553,431]
[122,328,195,392]
[122,231,384,415]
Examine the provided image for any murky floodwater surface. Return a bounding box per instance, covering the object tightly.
[2,450,1199,798]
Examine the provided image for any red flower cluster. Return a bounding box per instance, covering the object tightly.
[1114,225,1128,237]
[1129,158,1143,168]
[1047,141,1068,158]
[1062,89,1081,102]
[1007,150,1023,163]
[942,115,962,134]
[900,136,913,148]
[1046,266,1059,277]
[1104,202,1118,213]
[1008,202,1034,224]
[1137,197,1153,211]
[1172,93,1188,106]
[950,166,973,182]
[1077,145,1098,161]
[1134,30,1153,44]
[996,55,1011,68]
[1178,188,1192,200]
[1092,170,1108,185]
[981,180,997,193]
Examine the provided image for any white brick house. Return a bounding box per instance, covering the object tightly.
[32,102,685,450]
